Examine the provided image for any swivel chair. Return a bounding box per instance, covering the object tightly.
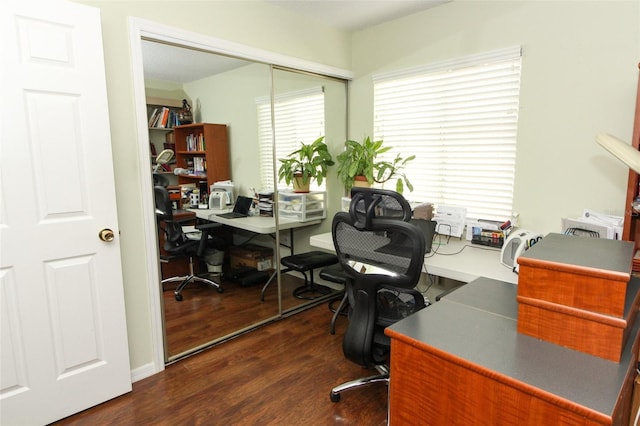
[154,185,225,301]
[329,188,426,403]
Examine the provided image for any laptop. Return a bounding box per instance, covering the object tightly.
[217,195,253,219]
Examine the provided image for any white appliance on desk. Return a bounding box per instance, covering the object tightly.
[500,230,543,271]
[208,190,229,209]
[210,180,234,206]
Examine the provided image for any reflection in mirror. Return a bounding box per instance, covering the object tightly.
[143,41,280,362]
[271,68,348,314]
[142,40,348,363]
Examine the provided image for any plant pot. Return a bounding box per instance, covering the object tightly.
[353,175,371,188]
[293,174,310,193]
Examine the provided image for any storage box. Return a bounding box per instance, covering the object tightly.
[229,244,274,272]
[278,191,326,222]
[517,281,640,362]
[516,233,639,362]
[517,233,633,317]
[413,203,433,220]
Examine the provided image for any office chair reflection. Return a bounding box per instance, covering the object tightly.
[154,185,225,301]
[330,188,426,404]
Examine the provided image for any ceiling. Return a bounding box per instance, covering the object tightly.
[142,0,448,83]
[265,0,447,31]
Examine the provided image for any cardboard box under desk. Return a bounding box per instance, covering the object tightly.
[229,244,274,272]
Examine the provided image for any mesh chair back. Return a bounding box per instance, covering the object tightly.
[332,214,424,289]
[154,185,174,221]
[154,186,190,251]
[332,211,425,367]
[349,187,412,228]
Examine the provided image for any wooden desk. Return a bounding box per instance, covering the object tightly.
[385,277,640,425]
[310,232,518,284]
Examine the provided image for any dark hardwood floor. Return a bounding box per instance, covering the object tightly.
[163,272,323,357]
[52,302,388,425]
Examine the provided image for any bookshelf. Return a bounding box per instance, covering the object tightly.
[622,63,640,271]
[173,123,230,188]
[147,97,182,185]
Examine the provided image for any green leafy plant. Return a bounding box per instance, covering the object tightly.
[336,136,415,193]
[277,136,334,191]
[374,153,415,194]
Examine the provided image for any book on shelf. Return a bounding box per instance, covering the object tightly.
[159,107,169,128]
[186,132,205,151]
[148,108,159,127]
[193,157,206,174]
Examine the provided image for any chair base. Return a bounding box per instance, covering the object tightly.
[329,365,389,403]
[293,282,333,300]
[162,274,223,301]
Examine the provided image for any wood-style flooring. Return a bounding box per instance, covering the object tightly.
[163,272,329,358]
[52,270,453,424]
[52,302,388,425]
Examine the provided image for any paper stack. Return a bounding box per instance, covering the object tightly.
[434,205,467,238]
[561,208,623,240]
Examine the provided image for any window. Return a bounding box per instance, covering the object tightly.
[373,46,522,221]
[257,87,325,190]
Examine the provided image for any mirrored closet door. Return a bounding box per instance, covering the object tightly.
[141,40,348,363]
[271,67,348,315]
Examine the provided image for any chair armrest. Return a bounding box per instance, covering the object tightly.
[195,222,224,256]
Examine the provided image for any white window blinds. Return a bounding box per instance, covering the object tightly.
[373,46,522,221]
[257,87,325,190]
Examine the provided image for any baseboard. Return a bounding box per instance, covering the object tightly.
[130,361,163,383]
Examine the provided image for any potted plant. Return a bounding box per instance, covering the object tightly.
[374,152,415,194]
[336,136,415,193]
[277,136,334,192]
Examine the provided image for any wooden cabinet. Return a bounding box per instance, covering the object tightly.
[173,123,230,188]
[387,276,640,425]
[623,63,640,271]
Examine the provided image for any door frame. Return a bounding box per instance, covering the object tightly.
[127,17,352,372]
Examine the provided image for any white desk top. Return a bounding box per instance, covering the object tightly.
[191,208,321,234]
[309,232,518,284]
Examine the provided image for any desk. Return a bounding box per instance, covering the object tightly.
[192,208,320,235]
[385,277,640,425]
[309,232,518,284]
[191,208,322,298]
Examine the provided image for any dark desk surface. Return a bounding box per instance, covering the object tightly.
[519,233,633,278]
[386,277,640,418]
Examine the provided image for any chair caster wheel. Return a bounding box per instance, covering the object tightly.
[217,287,224,293]
[330,392,340,403]
[175,293,183,301]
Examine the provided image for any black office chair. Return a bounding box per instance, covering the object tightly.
[330,188,426,403]
[154,185,225,301]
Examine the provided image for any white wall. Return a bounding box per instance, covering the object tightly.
[350,0,640,234]
[184,62,272,197]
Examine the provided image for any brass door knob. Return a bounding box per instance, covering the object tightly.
[99,228,115,242]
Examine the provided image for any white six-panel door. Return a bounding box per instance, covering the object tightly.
[0,1,132,424]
